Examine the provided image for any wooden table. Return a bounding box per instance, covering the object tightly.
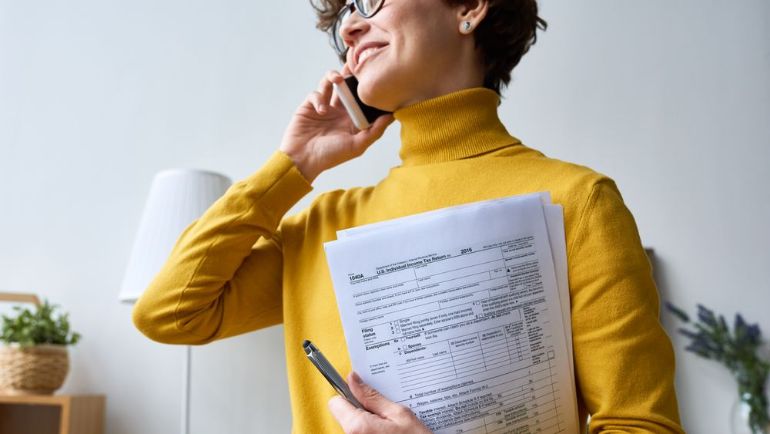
[0,394,105,434]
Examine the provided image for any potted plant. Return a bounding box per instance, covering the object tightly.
[0,296,81,395]
[667,302,770,434]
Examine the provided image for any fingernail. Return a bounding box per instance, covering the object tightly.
[351,371,363,385]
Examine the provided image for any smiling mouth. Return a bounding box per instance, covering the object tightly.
[356,45,387,72]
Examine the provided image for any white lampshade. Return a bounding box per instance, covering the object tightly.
[119,169,232,302]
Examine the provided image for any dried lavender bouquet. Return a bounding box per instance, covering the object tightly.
[667,303,769,434]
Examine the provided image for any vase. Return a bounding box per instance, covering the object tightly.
[731,392,770,434]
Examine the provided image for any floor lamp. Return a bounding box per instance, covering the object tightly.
[119,168,231,434]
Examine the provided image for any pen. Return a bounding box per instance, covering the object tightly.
[303,340,364,410]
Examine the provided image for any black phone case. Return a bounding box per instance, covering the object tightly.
[344,76,392,123]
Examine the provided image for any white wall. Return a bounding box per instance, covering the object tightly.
[0,1,767,433]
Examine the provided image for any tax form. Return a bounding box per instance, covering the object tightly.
[324,193,579,434]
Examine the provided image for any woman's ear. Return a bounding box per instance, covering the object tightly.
[456,0,488,34]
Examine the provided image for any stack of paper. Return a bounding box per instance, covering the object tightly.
[324,193,579,434]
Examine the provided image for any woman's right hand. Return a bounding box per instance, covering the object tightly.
[279,69,394,183]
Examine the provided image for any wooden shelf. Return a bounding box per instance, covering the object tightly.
[0,394,105,434]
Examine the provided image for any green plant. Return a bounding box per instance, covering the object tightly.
[1,299,81,347]
[667,302,769,434]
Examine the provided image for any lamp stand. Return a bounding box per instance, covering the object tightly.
[182,345,191,434]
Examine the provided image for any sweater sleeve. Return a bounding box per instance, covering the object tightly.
[131,150,313,345]
[568,179,685,433]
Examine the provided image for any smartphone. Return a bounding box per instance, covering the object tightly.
[333,76,391,130]
[303,340,364,409]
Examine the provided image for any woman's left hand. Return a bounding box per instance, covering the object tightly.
[328,372,433,434]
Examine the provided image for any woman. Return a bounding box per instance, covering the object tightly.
[132,0,686,433]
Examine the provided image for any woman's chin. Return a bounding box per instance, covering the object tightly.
[357,79,397,112]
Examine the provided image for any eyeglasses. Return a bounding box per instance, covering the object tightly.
[331,0,386,57]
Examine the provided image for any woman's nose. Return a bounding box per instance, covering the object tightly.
[339,11,369,49]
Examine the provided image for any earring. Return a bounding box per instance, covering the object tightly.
[461,21,472,33]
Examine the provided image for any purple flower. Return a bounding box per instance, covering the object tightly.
[697,304,717,327]
[666,302,690,323]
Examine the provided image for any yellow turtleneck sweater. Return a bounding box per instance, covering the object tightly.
[132,88,684,434]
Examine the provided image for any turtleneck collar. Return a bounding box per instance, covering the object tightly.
[393,87,518,167]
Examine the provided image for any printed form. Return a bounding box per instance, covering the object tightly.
[325,193,579,434]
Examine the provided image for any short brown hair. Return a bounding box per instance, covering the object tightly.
[310,0,547,95]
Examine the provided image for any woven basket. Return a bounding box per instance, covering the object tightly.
[0,344,69,395]
[0,292,71,395]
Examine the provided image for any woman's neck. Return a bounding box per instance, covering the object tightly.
[393,87,518,167]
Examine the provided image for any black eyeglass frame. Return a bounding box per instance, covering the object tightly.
[331,0,386,57]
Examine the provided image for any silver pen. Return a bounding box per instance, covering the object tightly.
[303,340,364,409]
